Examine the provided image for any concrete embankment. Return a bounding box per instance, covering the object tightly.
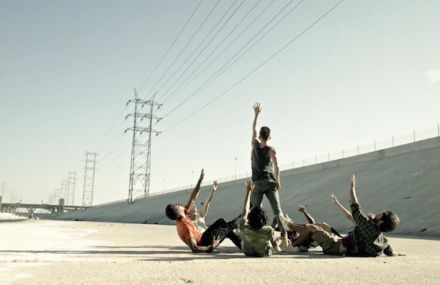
[51,137,440,238]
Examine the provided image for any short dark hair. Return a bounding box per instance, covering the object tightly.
[165,204,179,220]
[248,206,268,230]
[259,126,271,141]
[379,211,400,232]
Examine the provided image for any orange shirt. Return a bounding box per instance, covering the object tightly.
[176,213,202,248]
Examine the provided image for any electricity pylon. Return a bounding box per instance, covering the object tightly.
[125,89,161,203]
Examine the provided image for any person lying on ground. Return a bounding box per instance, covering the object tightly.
[188,180,219,232]
[165,169,241,253]
[272,204,342,252]
[239,180,281,257]
[278,175,404,257]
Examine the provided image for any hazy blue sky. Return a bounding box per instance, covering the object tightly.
[1,0,439,204]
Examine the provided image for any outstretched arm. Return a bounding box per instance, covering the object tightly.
[298,204,316,224]
[185,169,204,210]
[331,194,356,225]
[252,103,261,146]
[349,174,359,205]
[348,174,370,226]
[189,233,219,253]
[199,181,218,218]
[242,180,253,219]
[270,148,281,190]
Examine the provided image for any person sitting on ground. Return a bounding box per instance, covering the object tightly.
[279,175,403,257]
[188,180,219,232]
[239,180,281,257]
[165,169,241,253]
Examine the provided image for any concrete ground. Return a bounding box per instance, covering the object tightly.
[0,220,439,285]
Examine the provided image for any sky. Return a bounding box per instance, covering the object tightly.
[1,0,439,205]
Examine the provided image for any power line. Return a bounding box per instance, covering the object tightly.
[137,0,204,94]
[160,0,301,119]
[90,104,128,152]
[155,0,245,103]
[143,0,221,100]
[159,0,268,105]
[161,0,345,132]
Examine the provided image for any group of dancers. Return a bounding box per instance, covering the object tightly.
[165,103,402,257]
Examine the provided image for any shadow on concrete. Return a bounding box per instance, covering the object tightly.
[0,249,189,255]
[93,245,188,250]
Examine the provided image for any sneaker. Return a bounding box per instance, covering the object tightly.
[278,214,293,232]
[271,239,282,252]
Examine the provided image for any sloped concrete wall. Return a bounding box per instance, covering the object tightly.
[52,137,440,238]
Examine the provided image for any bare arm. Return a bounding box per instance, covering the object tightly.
[252,103,261,146]
[298,204,316,224]
[199,181,218,218]
[189,234,218,253]
[270,148,281,190]
[331,194,356,225]
[185,169,204,210]
[349,174,359,205]
[242,180,253,219]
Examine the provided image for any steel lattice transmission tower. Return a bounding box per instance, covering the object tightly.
[66,171,77,205]
[82,152,97,206]
[59,180,68,201]
[125,89,161,203]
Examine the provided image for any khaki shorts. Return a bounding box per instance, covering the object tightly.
[311,230,344,255]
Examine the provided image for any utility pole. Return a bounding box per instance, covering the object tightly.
[67,172,77,205]
[59,180,68,202]
[125,89,161,203]
[82,152,97,207]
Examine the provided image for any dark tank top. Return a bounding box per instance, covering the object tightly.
[251,141,275,182]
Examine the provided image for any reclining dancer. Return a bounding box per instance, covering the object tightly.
[279,175,403,257]
[165,169,241,253]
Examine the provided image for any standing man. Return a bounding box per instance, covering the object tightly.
[251,102,289,249]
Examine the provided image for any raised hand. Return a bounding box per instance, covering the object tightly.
[213,180,218,191]
[330,194,339,205]
[297,204,306,213]
[198,169,205,181]
[253,102,261,116]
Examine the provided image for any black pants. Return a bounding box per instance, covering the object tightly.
[198,218,241,250]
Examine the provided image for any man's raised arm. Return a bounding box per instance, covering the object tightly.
[185,169,205,210]
[252,103,261,146]
[200,181,218,218]
[349,174,359,205]
[242,180,254,219]
[298,204,316,224]
[331,194,355,225]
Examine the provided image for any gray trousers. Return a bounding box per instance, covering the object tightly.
[251,180,286,237]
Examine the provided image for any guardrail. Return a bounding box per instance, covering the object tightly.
[145,123,440,198]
